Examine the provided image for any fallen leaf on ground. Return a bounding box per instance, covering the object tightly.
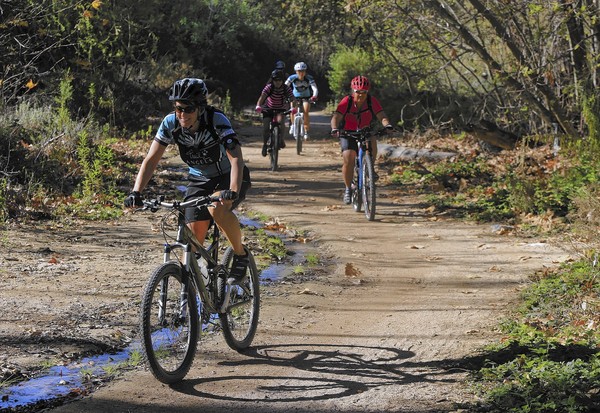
[322,205,342,211]
[345,263,362,276]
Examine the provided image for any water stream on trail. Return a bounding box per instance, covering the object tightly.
[0,215,302,411]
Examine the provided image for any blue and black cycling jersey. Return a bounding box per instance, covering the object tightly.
[285,74,318,99]
[154,109,236,179]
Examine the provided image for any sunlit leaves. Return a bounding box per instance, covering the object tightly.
[25,79,38,90]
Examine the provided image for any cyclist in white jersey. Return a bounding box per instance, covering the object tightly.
[285,62,318,139]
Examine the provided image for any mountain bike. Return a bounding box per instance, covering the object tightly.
[138,195,260,384]
[290,100,315,155]
[342,128,383,221]
[265,108,292,172]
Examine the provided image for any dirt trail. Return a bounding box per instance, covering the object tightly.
[3,112,569,412]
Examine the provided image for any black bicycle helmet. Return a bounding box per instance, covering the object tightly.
[271,70,284,81]
[169,78,208,106]
[274,60,285,70]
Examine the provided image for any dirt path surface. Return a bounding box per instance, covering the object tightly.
[1,112,569,412]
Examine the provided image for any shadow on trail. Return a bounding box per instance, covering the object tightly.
[170,343,463,406]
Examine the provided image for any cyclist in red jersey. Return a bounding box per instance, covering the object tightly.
[330,75,394,204]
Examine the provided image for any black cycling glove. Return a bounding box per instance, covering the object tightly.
[124,191,143,208]
[220,190,238,201]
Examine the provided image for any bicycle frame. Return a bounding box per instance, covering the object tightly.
[265,108,290,172]
[356,142,368,194]
[342,128,378,221]
[149,197,226,315]
[291,99,314,154]
[139,195,260,383]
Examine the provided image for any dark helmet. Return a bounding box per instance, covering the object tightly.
[274,60,285,70]
[271,70,284,81]
[351,75,371,91]
[169,78,208,106]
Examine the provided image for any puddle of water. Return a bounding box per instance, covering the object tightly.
[0,216,314,410]
[0,349,133,409]
[259,262,287,282]
[0,259,281,410]
[239,216,263,228]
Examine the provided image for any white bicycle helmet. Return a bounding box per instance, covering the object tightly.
[294,62,308,71]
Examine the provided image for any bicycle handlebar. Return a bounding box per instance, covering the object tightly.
[340,127,387,140]
[263,108,293,115]
[140,195,221,213]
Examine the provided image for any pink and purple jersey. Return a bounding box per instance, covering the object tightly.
[261,83,295,110]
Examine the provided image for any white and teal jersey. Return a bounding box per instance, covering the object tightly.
[285,74,318,99]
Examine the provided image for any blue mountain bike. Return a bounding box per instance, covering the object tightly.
[342,128,381,221]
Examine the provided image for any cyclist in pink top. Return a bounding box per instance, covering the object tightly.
[330,75,394,204]
[255,70,297,156]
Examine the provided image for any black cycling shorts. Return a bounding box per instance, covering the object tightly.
[339,136,359,153]
[184,166,251,222]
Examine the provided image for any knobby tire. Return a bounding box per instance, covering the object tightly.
[294,114,303,155]
[270,127,279,172]
[219,246,260,351]
[362,153,376,221]
[352,157,362,213]
[140,262,199,384]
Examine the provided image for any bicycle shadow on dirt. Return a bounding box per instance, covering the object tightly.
[170,343,460,404]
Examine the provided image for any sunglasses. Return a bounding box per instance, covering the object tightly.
[353,90,368,95]
[174,105,197,114]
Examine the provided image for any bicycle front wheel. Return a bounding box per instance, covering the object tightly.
[140,262,199,384]
[295,115,303,155]
[362,153,376,221]
[270,127,279,172]
[219,247,260,351]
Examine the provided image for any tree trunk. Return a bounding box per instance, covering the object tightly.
[426,0,579,138]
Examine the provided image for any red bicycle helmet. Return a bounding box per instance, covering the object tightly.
[350,75,370,91]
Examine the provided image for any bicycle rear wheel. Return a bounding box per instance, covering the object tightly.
[140,262,199,384]
[219,247,260,351]
[270,127,279,172]
[362,153,376,221]
[352,160,362,212]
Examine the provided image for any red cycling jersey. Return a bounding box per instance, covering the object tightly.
[335,94,383,130]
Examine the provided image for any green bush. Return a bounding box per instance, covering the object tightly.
[472,260,600,412]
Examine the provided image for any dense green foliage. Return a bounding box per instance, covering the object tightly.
[388,142,600,225]
[471,260,600,412]
[3,0,599,133]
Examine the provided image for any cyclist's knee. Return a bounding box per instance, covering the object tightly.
[209,202,230,221]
